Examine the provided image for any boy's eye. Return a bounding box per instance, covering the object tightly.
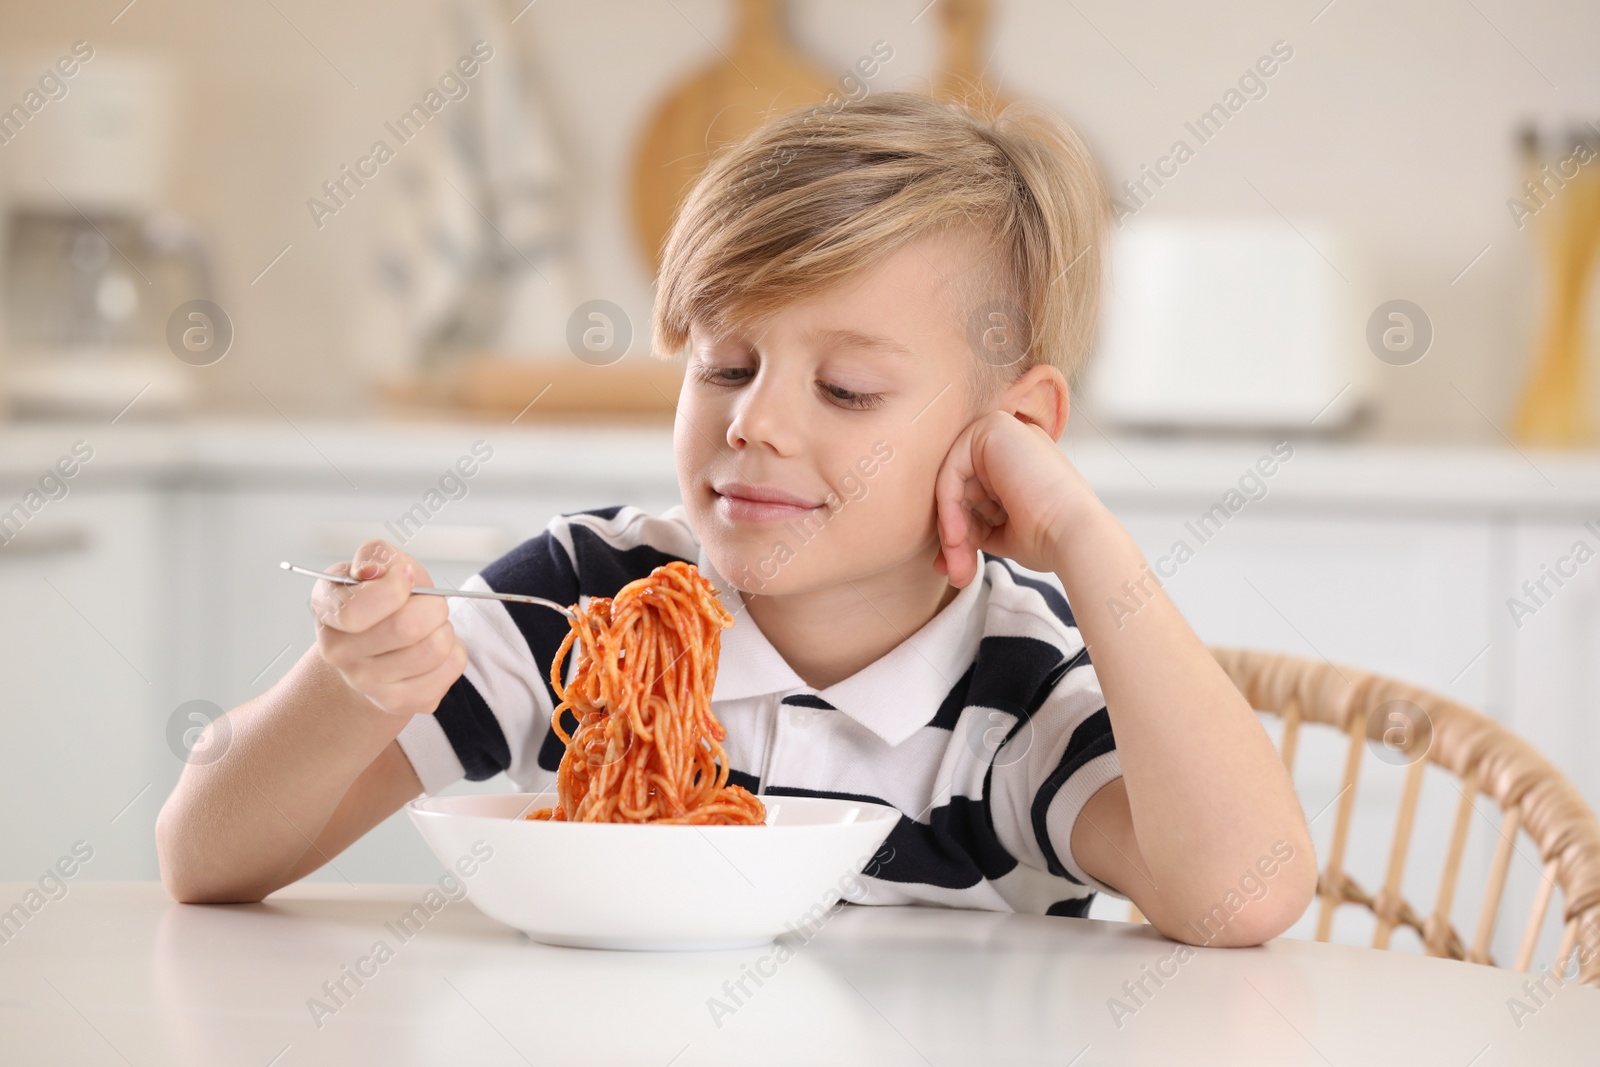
[818,381,886,410]
[693,364,754,386]
[692,363,885,410]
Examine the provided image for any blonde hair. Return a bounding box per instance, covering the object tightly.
[651,90,1110,396]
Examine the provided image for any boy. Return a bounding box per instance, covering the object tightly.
[158,91,1314,947]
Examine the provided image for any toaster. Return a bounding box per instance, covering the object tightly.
[1083,218,1372,430]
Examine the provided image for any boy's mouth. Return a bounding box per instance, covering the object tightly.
[711,481,822,523]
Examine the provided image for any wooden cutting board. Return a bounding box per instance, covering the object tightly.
[630,0,1012,276]
[376,354,687,420]
[629,0,837,276]
[931,0,1010,117]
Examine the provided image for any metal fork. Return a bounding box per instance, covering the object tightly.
[280,561,583,622]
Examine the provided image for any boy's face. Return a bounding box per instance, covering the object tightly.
[675,228,996,596]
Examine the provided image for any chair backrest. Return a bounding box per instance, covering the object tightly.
[1126,647,1600,986]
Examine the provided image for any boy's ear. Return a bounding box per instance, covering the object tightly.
[1001,364,1071,441]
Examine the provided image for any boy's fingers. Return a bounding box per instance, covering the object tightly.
[366,635,469,717]
[308,560,357,622]
[951,538,979,588]
[969,492,1007,528]
[312,556,416,633]
[351,539,399,581]
[369,619,463,684]
[346,593,450,659]
[934,424,978,551]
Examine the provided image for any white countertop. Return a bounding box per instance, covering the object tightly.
[1,882,1594,1066]
[3,416,1600,516]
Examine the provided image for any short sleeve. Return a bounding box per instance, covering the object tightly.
[394,505,701,796]
[990,647,1127,900]
[396,521,581,794]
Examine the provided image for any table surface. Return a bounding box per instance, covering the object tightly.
[2,882,1595,1066]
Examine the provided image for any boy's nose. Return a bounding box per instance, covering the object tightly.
[726,378,803,456]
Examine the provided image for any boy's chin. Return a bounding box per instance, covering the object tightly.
[695,518,937,597]
[710,557,801,598]
[703,547,826,598]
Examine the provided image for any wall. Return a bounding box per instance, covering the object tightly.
[0,0,1595,437]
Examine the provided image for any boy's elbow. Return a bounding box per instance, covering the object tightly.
[155,801,210,903]
[1209,853,1319,948]
[1184,895,1303,948]
[1149,849,1320,949]
[161,874,262,907]
[1238,837,1321,945]
[159,858,268,906]
[155,797,268,906]
[158,858,271,906]
[1151,897,1297,949]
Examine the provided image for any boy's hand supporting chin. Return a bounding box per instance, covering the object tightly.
[933,407,1318,948]
[932,408,1096,588]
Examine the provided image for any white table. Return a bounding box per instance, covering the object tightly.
[2,882,1594,1065]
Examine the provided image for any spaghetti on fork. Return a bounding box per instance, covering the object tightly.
[526,561,765,825]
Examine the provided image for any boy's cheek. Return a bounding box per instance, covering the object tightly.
[852,475,938,544]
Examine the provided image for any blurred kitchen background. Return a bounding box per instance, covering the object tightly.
[4,0,1600,971]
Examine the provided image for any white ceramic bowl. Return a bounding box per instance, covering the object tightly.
[405,791,900,950]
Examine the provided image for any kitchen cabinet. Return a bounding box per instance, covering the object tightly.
[1110,509,1496,708]
[1502,519,1600,792]
[0,490,170,881]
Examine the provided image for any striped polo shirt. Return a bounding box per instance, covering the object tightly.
[395,504,1127,915]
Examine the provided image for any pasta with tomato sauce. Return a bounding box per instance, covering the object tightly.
[525,560,766,825]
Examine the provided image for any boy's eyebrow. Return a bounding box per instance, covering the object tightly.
[804,327,916,359]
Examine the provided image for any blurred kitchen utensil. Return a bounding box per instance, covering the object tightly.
[931,0,1011,117]
[1510,122,1600,447]
[629,0,837,276]
[0,51,210,418]
[376,351,686,420]
[358,0,580,383]
[1085,218,1369,430]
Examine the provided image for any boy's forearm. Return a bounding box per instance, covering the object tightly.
[156,645,412,902]
[1048,497,1315,928]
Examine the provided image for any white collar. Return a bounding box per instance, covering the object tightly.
[698,542,989,747]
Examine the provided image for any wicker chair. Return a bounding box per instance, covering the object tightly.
[1123,647,1600,986]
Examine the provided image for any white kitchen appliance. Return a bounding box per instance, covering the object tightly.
[1084,218,1371,430]
[0,51,208,418]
